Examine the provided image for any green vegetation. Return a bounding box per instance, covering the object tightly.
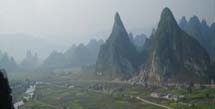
[16,73,163,109]
[9,70,215,109]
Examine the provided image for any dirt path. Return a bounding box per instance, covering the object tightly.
[135,96,174,109]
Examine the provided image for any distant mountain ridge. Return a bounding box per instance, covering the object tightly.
[41,39,104,69]
[0,33,67,62]
[20,50,39,70]
[179,16,215,59]
[0,51,18,72]
[64,39,104,68]
[129,33,148,52]
[96,8,213,84]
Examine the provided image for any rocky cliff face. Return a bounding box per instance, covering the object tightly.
[96,12,139,80]
[138,8,210,84]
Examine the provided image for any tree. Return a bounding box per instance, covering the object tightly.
[206,93,210,98]
[187,81,194,93]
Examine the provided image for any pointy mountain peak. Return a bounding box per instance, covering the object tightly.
[140,8,211,83]
[189,16,201,25]
[108,12,129,42]
[201,19,208,26]
[114,12,121,22]
[190,16,200,21]
[160,7,175,21]
[96,12,138,80]
[113,12,125,29]
[157,7,178,31]
[180,16,187,24]
[161,7,173,16]
[181,16,187,20]
[179,16,188,28]
[211,23,215,28]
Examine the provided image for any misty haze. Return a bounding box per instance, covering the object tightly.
[0,0,215,109]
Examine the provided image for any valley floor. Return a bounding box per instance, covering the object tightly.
[10,70,215,109]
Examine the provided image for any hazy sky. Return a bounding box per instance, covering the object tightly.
[0,0,214,61]
[0,0,214,44]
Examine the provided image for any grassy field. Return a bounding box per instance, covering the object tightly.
[9,70,215,109]
[19,81,163,109]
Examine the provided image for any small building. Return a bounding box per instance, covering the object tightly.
[150,92,161,98]
[14,101,24,109]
